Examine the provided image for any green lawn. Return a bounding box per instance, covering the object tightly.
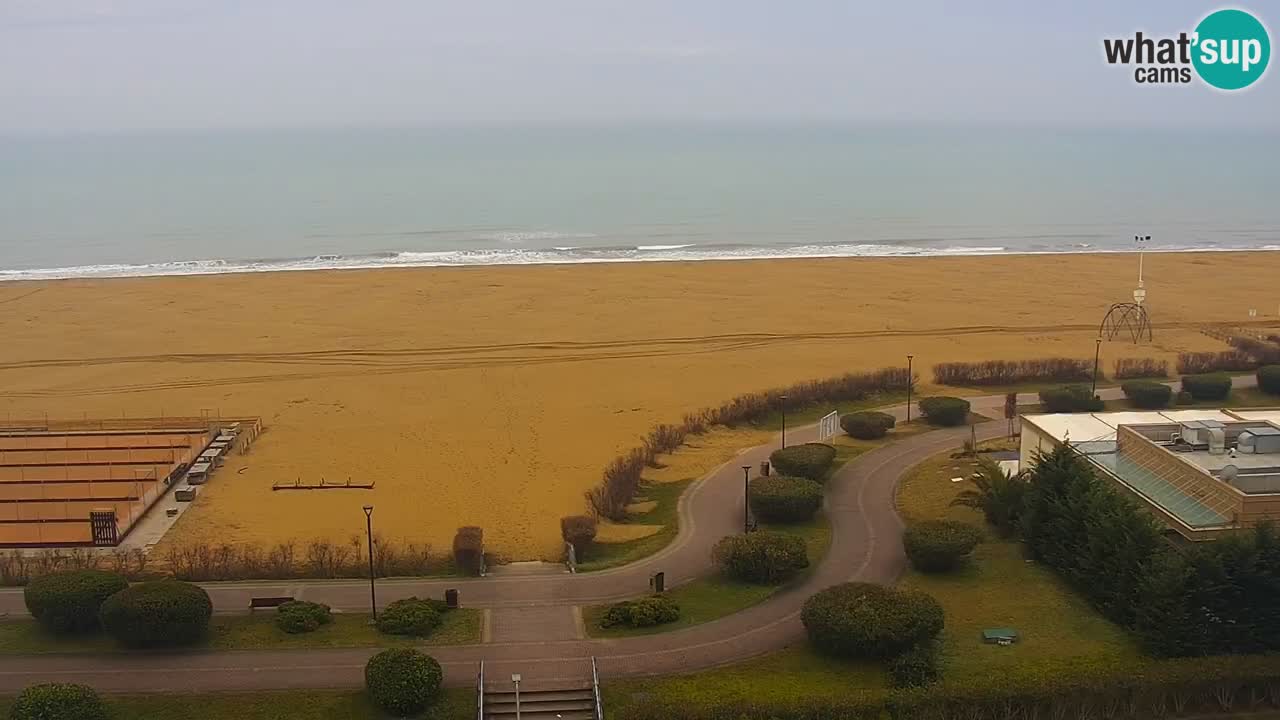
[0,608,482,655]
[747,391,908,432]
[0,688,474,720]
[582,515,830,638]
[575,479,689,573]
[895,447,1145,682]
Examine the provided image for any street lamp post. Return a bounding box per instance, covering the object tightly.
[1091,338,1102,395]
[511,674,522,720]
[362,505,376,620]
[780,394,789,449]
[742,466,752,534]
[906,355,914,423]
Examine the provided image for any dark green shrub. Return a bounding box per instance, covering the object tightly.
[918,397,970,427]
[23,570,128,634]
[713,531,809,584]
[888,641,941,688]
[452,526,484,575]
[1259,365,1280,395]
[840,411,896,440]
[802,582,944,659]
[748,475,823,523]
[1181,373,1232,401]
[902,520,984,573]
[364,648,442,716]
[599,595,680,628]
[1037,385,1103,413]
[10,683,107,720]
[560,515,597,558]
[98,580,211,648]
[1122,380,1173,409]
[768,443,836,481]
[376,597,441,637]
[275,600,332,634]
[1176,390,1194,405]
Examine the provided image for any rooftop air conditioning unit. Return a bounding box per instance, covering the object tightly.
[1208,428,1227,455]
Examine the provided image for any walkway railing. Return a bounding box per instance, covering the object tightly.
[475,659,484,720]
[591,655,604,720]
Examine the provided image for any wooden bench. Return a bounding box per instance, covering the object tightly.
[248,596,294,610]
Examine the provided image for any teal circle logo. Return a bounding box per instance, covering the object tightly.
[1192,9,1271,90]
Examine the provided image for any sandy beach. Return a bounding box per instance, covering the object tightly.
[0,252,1276,559]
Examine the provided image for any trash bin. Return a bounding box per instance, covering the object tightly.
[760,460,770,477]
[445,588,459,609]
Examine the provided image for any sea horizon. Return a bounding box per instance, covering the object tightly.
[3,125,1278,281]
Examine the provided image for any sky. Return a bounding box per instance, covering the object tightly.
[1,0,1275,133]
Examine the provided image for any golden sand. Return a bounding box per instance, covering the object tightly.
[1,252,1275,559]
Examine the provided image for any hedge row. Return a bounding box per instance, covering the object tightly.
[1177,349,1256,374]
[932,358,1092,386]
[1038,385,1103,413]
[587,367,912,520]
[1113,357,1169,379]
[1181,373,1232,401]
[617,655,1280,720]
[1122,380,1173,409]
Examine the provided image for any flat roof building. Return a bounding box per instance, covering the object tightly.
[1020,408,1280,541]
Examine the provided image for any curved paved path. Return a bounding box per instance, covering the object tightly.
[0,378,1251,692]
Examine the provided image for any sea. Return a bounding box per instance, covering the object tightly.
[1,126,1277,281]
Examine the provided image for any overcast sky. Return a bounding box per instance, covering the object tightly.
[1,0,1275,133]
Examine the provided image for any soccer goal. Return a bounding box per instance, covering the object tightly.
[818,410,840,441]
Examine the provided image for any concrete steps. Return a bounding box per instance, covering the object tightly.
[483,683,596,720]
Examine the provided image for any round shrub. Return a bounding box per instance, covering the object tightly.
[749,475,823,523]
[1122,380,1173,409]
[1259,365,1280,396]
[376,597,441,637]
[888,641,941,688]
[1176,390,1194,405]
[1038,385,1103,413]
[712,531,808,584]
[364,648,442,716]
[840,411,896,440]
[10,683,107,720]
[801,582,944,659]
[600,595,680,628]
[1182,373,1232,401]
[902,520,984,573]
[769,443,836,481]
[98,580,211,648]
[275,600,332,634]
[23,570,128,634]
[918,397,970,427]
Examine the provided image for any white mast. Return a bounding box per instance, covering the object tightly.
[1133,234,1150,305]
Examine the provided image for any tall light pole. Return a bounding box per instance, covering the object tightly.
[906,355,914,423]
[780,394,789,449]
[363,505,376,620]
[1091,338,1102,395]
[511,674,522,720]
[1134,234,1150,305]
[742,466,752,534]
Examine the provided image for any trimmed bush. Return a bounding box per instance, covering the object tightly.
[932,358,1091,386]
[1122,380,1173,409]
[888,641,941,688]
[840,411,896,440]
[1176,390,1194,405]
[560,515,597,558]
[1178,350,1255,374]
[376,597,441,637]
[452,526,484,576]
[713,531,809,584]
[275,600,332,634]
[1259,365,1280,395]
[364,648,443,717]
[23,570,128,634]
[10,683,107,720]
[902,520,983,573]
[748,475,823,523]
[1182,373,1232,401]
[600,595,680,628]
[768,443,836,481]
[918,397,970,427]
[98,580,211,648]
[802,582,944,659]
[1038,385,1103,413]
